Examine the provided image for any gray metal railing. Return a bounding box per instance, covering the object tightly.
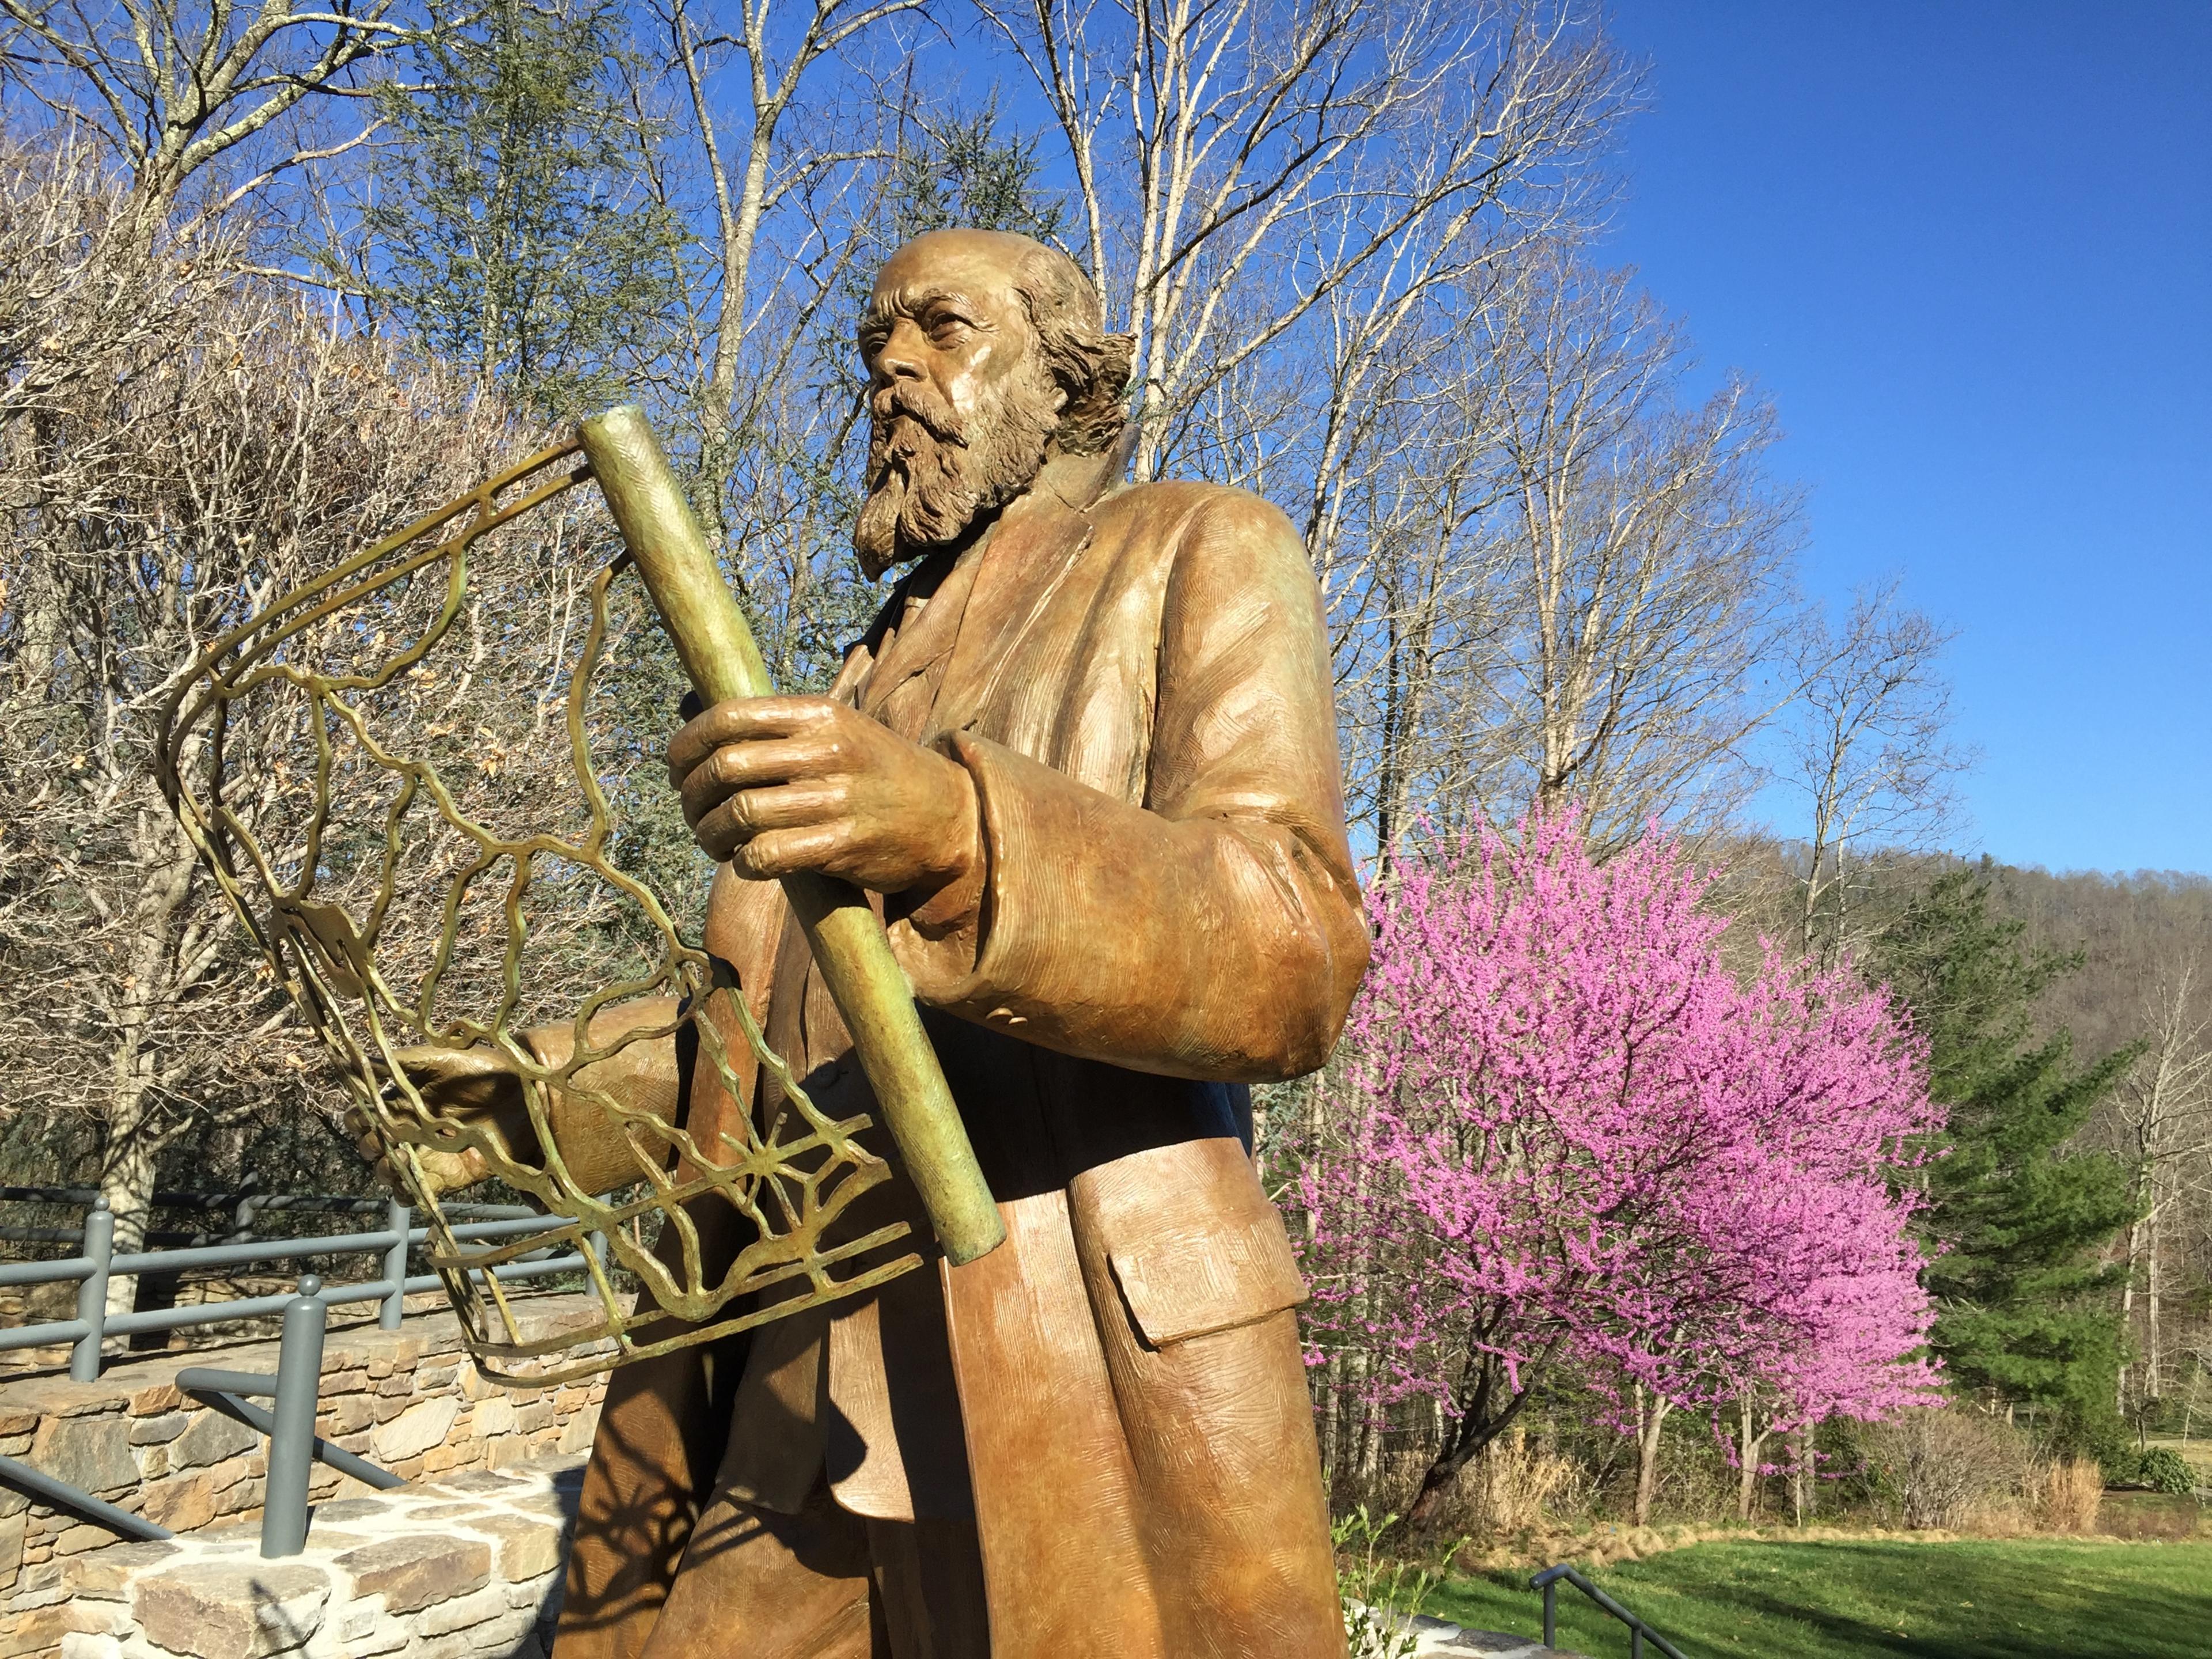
[0,1187,607,1556]
[0,1191,603,1382]
[1531,1563,1688,1659]
[178,1273,404,1556]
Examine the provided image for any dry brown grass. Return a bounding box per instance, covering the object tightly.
[2029,1458,2105,1534]
[1451,1514,2187,1577]
[1453,1430,1588,1536]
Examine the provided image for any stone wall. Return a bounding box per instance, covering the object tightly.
[7,1454,582,1659]
[0,1291,607,1643]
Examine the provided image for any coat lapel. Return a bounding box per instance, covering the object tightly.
[931,493,1095,740]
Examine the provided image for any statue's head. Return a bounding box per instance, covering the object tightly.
[854,229,1134,577]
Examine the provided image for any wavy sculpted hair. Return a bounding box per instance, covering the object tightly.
[1010,243,1136,457]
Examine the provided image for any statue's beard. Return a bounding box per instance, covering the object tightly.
[853,370,1058,579]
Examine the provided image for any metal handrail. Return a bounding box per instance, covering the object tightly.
[0,1193,607,1381]
[0,1452,172,1543]
[1531,1563,1688,1659]
[175,1272,404,1556]
[0,1183,538,1217]
[0,1187,611,1558]
[0,1184,534,1252]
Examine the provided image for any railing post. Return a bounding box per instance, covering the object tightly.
[1632,1626,1643,1659]
[380,1199,409,1331]
[262,1273,326,1558]
[1543,1581,1556,1648]
[70,1197,113,1383]
[229,1172,260,1243]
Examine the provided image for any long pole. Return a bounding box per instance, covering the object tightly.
[577,406,1004,1266]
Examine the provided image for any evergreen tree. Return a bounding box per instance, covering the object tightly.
[1874,866,2140,1441]
[359,0,691,416]
[888,101,1066,246]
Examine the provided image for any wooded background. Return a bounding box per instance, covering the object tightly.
[1,0,2203,1530]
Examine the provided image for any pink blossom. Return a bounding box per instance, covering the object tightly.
[1298,814,1943,1489]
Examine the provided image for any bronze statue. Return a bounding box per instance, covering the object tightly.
[165,226,1368,1657]
[552,230,1369,1657]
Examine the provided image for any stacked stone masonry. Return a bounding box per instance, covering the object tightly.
[5,1455,584,1658]
[0,1293,607,1653]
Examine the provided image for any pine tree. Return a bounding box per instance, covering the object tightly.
[359,0,692,416]
[1874,866,2140,1442]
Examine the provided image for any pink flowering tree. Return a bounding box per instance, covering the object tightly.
[1297,815,1942,1525]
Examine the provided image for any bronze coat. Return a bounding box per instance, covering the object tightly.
[558,468,1369,1658]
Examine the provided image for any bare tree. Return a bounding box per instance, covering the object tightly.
[1780,583,1967,965]
[593,0,940,687]
[2113,959,2212,1408]
[0,136,646,1308]
[1,0,418,213]
[1464,253,1803,850]
[978,0,1630,483]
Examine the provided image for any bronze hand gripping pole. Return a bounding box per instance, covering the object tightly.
[578,405,1005,1266]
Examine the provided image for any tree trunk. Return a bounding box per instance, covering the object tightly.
[1407,1434,1477,1530]
[2146,1203,2162,1399]
[100,802,201,1316]
[2119,1208,2146,1410]
[1407,1364,1529,1529]
[1736,1402,1767,1522]
[98,1089,160,1319]
[1633,1385,1672,1528]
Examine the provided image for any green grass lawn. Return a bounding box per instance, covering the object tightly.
[1431,1538,2212,1658]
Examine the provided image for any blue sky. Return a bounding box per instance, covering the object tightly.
[1601,3,2211,875]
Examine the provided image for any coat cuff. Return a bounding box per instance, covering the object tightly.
[883,733,993,994]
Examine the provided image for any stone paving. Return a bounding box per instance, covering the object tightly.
[0,1450,1597,1658]
[1400,1613,1586,1657]
[5,1454,583,1659]
[0,1293,608,1617]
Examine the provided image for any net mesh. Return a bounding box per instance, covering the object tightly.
[157,438,920,1385]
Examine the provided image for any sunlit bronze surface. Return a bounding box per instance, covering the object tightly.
[154,444,927,1387]
[558,231,1368,1657]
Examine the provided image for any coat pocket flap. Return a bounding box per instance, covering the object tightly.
[1107,1206,1309,1348]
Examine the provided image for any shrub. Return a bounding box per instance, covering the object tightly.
[2107,1448,2197,1495]
[1334,1507,1463,1659]
[1858,1407,2029,1530]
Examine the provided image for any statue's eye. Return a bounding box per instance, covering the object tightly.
[926,312,969,346]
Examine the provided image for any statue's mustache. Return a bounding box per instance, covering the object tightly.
[870,381,965,455]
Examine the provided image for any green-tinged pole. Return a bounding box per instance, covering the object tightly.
[578,405,1005,1266]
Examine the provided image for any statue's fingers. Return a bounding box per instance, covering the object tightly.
[693,781,848,859]
[391,1044,524,1085]
[676,737,835,821]
[388,1046,526,1117]
[731,822,847,881]
[668,696,839,784]
[342,1105,384,1160]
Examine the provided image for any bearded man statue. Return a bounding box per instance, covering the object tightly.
[463,230,1369,1658]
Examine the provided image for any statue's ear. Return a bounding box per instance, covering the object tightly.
[1055,331,1139,455]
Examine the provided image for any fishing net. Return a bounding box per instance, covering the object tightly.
[157,437,921,1385]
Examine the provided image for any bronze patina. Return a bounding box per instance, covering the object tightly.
[164,228,1366,1658]
[157,418,997,1388]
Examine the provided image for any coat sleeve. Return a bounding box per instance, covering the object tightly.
[896,490,1369,1082]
